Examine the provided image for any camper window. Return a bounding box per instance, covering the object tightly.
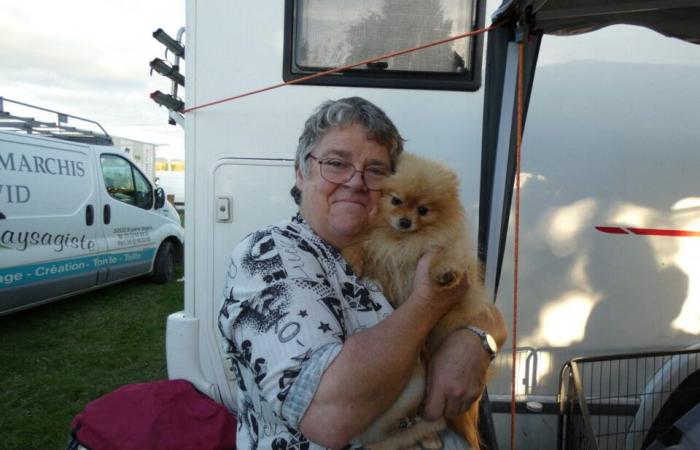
[155,157,170,172]
[283,0,484,91]
[170,159,185,172]
[100,154,153,210]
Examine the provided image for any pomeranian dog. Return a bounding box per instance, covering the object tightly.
[343,152,506,450]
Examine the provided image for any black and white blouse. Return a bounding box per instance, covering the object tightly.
[219,213,393,450]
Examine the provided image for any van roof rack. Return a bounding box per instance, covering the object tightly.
[0,96,113,145]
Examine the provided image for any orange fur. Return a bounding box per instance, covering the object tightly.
[344,153,506,450]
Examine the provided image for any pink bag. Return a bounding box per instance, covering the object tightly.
[69,379,236,450]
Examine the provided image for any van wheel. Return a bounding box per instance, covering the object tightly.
[152,241,176,284]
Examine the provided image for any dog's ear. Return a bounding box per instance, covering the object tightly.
[444,170,459,188]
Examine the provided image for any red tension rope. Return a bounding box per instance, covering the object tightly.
[510,36,526,450]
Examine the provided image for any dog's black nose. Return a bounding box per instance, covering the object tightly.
[399,218,412,229]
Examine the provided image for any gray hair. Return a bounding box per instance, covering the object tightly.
[291,97,405,205]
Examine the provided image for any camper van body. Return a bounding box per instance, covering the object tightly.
[0,129,184,315]
[155,157,185,207]
[168,1,700,448]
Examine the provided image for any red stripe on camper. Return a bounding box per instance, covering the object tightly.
[595,226,629,234]
[595,226,700,237]
[628,228,700,237]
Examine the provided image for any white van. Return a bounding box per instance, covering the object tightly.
[0,98,184,315]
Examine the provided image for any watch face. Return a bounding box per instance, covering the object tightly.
[485,333,498,353]
[466,325,497,357]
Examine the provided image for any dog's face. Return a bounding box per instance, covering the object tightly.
[380,189,441,233]
[377,154,463,235]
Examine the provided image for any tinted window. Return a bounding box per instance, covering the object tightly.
[101,155,153,210]
[133,167,154,209]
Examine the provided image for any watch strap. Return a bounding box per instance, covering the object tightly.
[460,325,497,360]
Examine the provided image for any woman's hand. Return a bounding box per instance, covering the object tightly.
[422,328,491,419]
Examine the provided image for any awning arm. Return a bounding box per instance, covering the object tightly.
[477,21,542,301]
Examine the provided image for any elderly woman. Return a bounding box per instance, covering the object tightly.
[219,97,505,450]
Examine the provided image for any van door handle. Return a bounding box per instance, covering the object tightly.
[103,204,111,225]
[86,205,94,226]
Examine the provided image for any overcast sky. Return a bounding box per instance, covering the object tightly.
[2,1,699,161]
[1,0,185,158]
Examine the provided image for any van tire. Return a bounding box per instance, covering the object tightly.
[152,241,176,284]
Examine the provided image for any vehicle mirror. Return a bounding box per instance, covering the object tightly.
[154,187,166,209]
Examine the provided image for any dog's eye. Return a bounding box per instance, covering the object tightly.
[417,206,429,216]
[391,196,403,206]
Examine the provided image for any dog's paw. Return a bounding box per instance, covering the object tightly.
[437,271,457,286]
[432,269,464,289]
[428,251,467,289]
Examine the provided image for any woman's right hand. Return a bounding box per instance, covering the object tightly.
[411,250,469,317]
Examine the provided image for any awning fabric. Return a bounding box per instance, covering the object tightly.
[493,0,700,43]
[475,4,699,446]
[478,0,700,297]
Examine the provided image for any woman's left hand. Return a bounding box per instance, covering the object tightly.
[422,328,491,419]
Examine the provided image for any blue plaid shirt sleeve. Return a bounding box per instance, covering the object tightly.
[281,341,342,428]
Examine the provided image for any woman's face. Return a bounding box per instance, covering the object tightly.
[296,123,392,249]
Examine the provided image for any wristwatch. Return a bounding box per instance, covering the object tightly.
[464,325,498,360]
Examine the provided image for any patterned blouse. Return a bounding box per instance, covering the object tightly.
[218,214,469,450]
[219,215,393,450]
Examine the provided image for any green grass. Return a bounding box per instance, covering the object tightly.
[0,272,184,450]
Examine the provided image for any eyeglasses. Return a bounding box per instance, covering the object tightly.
[306,154,391,191]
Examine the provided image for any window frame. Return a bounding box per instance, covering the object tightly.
[282,0,486,91]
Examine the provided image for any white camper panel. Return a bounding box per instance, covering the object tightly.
[174,0,487,407]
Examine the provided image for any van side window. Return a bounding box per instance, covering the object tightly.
[283,0,485,91]
[100,155,153,210]
[132,167,154,209]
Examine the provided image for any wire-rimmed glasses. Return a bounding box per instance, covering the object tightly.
[306,154,391,191]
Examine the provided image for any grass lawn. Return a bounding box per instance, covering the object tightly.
[0,272,184,450]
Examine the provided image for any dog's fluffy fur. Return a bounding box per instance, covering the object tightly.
[343,153,506,450]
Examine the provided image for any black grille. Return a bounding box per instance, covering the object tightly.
[558,349,700,450]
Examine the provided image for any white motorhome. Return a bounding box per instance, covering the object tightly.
[162,1,700,448]
[0,98,184,316]
[111,136,158,182]
[155,156,185,207]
